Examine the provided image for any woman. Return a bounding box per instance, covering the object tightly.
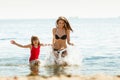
[52,16,74,65]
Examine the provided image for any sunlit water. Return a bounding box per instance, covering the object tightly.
[0,18,120,76]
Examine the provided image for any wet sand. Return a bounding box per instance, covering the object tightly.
[0,74,120,80]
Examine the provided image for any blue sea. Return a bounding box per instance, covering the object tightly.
[0,17,120,76]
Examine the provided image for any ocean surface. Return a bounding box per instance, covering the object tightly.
[0,17,120,76]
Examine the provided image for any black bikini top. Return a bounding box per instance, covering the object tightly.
[55,28,67,40]
[55,34,67,40]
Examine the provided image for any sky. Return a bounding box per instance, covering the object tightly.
[0,0,120,19]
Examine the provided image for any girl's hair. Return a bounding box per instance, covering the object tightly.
[56,16,73,32]
[31,36,40,45]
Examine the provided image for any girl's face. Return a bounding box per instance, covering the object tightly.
[33,40,39,45]
[57,20,65,28]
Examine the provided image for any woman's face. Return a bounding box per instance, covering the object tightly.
[57,20,65,28]
[33,40,39,45]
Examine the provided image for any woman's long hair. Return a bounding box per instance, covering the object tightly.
[56,16,73,32]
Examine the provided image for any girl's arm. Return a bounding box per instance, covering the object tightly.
[10,40,31,48]
[67,30,74,46]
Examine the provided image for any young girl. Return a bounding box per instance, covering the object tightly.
[10,36,51,75]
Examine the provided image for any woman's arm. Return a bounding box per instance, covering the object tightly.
[52,28,56,44]
[10,40,31,48]
[67,30,74,46]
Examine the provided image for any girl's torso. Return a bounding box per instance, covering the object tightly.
[30,45,40,61]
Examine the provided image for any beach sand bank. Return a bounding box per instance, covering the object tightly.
[0,74,120,80]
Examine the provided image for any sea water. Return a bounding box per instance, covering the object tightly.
[0,18,120,76]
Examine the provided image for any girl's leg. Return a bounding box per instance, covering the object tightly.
[29,60,40,75]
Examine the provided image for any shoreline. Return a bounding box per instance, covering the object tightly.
[0,74,120,80]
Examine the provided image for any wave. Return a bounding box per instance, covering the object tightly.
[0,38,16,41]
[0,64,28,67]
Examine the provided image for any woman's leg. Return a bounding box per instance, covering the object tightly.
[61,50,67,57]
[53,49,59,58]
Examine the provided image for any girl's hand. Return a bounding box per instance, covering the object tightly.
[10,40,16,44]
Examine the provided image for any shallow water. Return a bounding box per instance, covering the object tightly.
[0,18,120,76]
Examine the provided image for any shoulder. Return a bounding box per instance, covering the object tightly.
[25,44,32,47]
[27,44,32,49]
[52,28,57,33]
[52,28,56,31]
[66,30,70,33]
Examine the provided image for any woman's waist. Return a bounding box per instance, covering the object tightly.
[53,41,67,46]
[53,48,67,51]
[54,39,66,43]
[53,45,67,50]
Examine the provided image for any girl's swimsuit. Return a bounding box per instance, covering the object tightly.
[30,45,40,62]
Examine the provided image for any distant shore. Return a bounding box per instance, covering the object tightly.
[0,74,120,80]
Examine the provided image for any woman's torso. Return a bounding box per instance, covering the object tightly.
[53,28,67,50]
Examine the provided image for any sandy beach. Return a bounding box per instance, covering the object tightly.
[0,74,120,80]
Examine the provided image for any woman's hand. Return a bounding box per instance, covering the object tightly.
[10,40,16,44]
[68,42,74,46]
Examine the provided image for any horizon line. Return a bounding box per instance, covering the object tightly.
[0,16,120,20]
